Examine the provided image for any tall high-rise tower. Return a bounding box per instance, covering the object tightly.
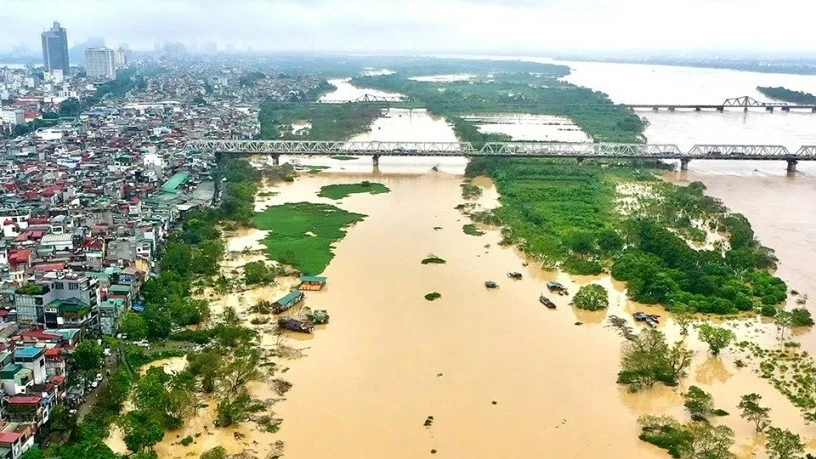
[41,21,69,73]
[85,47,116,79]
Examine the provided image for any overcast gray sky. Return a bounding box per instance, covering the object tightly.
[3,0,816,55]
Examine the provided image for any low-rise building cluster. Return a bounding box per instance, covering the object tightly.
[0,57,330,457]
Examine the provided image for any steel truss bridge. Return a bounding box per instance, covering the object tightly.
[190,140,816,171]
[286,95,816,112]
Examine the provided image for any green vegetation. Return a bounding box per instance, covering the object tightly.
[738,393,771,432]
[683,386,723,421]
[756,86,816,104]
[462,224,485,236]
[462,157,786,316]
[421,255,447,265]
[317,181,390,199]
[790,307,814,326]
[201,446,228,459]
[765,427,805,459]
[734,341,816,418]
[618,328,693,391]
[253,202,366,275]
[352,72,644,144]
[572,284,609,311]
[243,260,280,286]
[425,292,442,301]
[637,415,734,459]
[698,325,735,356]
[460,182,483,199]
[330,155,359,160]
[258,101,382,140]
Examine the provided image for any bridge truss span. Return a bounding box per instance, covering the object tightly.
[687,144,791,158]
[794,146,816,158]
[479,142,683,157]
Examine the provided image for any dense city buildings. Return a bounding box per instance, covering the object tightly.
[40,22,69,74]
[85,47,116,79]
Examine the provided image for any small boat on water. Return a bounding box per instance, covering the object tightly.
[547,281,569,296]
[507,272,523,280]
[485,281,499,289]
[539,294,557,309]
[278,317,315,334]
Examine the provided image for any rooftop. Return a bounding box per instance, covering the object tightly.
[14,347,44,360]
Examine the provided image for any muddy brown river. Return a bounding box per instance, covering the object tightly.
[111,67,816,457]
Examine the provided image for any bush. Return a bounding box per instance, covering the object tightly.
[573,284,609,311]
[761,305,777,317]
[180,436,194,446]
[425,292,441,301]
[790,307,814,327]
[201,446,228,459]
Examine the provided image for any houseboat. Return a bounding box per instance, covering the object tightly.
[299,275,327,291]
[272,290,304,314]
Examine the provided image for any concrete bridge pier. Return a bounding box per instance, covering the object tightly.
[766,106,774,113]
[680,158,691,171]
[716,107,724,112]
[695,107,701,112]
[271,154,280,166]
[787,159,798,173]
[372,154,380,166]
[782,106,791,112]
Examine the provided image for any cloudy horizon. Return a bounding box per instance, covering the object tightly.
[3,0,816,57]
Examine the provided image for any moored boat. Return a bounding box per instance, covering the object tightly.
[546,281,569,296]
[539,294,557,309]
[278,317,315,334]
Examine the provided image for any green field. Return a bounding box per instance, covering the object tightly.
[253,202,366,275]
[317,182,390,200]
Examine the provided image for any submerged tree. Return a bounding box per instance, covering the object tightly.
[737,393,771,433]
[765,427,805,459]
[618,328,693,390]
[698,324,735,356]
[684,386,715,421]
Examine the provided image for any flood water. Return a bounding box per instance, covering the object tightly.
[320,78,404,102]
[128,64,816,458]
[243,67,816,457]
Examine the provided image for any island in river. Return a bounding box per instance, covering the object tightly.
[756,85,816,104]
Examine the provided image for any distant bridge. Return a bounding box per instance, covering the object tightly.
[190,140,816,172]
[280,95,816,113]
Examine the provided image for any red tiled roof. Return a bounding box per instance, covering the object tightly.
[0,432,21,444]
[6,395,41,405]
[8,250,31,264]
[51,375,66,384]
[32,262,66,273]
[20,329,61,342]
[44,348,61,357]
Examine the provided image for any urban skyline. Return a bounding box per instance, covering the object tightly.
[3,0,816,56]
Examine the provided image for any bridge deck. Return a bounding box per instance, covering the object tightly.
[188,141,816,160]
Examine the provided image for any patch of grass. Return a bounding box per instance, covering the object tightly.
[421,254,447,265]
[318,181,390,200]
[330,155,359,161]
[253,202,366,275]
[462,224,485,236]
[425,292,441,301]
